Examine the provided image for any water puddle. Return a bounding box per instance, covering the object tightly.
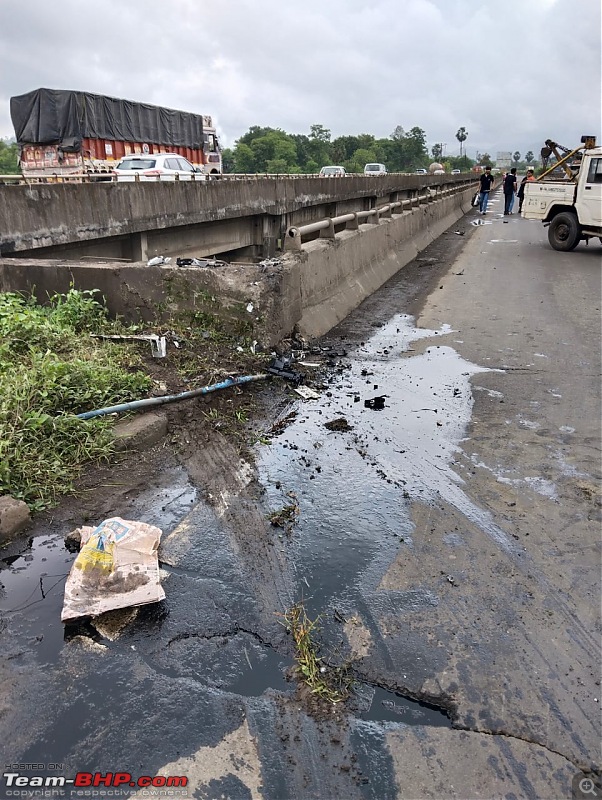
[360,684,451,727]
[258,312,506,618]
[0,535,73,662]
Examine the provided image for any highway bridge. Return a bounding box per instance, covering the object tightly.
[0,173,475,344]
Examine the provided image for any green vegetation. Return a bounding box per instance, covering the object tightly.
[0,289,152,510]
[225,123,471,174]
[267,491,299,534]
[0,138,19,174]
[282,602,353,704]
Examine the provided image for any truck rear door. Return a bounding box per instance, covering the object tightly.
[580,156,602,226]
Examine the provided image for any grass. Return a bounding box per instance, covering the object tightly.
[0,289,152,510]
[281,601,353,704]
[267,492,299,534]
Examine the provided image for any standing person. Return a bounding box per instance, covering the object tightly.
[517,169,535,213]
[478,166,495,214]
[503,167,518,215]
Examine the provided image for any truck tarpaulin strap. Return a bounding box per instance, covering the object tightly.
[10,88,204,149]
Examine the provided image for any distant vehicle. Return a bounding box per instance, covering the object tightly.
[364,163,387,176]
[319,166,346,177]
[451,169,461,174]
[10,88,222,179]
[415,168,428,175]
[113,153,206,181]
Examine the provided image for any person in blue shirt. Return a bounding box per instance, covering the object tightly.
[478,167,495,214]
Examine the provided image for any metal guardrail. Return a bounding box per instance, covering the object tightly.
[284,184,466,251]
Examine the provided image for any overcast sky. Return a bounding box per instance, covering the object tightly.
[0,0,600,160]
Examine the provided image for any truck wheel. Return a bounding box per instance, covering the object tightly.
[548,212,581,251]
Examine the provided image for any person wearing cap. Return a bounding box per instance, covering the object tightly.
[517,169,535,213]
[478,166,495,214]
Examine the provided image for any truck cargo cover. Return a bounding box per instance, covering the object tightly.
[10,88,203,149]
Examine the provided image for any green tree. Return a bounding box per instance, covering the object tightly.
[220,147,235,173]
[456,127,468,160]
[513,151,521,166]
[524,150,534,164]
[232,142,255,173]
[0,139,19,174]
[431,143,443,161]
[309,124,331,143]
[387,126,428,171]
[477,152,493,168]
[345,148,378,174]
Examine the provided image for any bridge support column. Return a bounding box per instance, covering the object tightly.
[130,231,148,262]
[261,215,280,258]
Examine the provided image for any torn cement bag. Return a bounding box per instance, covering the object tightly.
[61,517,165,623]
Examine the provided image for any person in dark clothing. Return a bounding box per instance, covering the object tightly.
[478,167,495,214]
[503,167,518,214]
[517,169,535,213]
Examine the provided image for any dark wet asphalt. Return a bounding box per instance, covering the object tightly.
[1,204,599,799]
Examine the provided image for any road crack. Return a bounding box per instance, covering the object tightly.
[452,722,594,772]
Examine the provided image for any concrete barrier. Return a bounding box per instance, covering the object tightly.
[0,184,473,344]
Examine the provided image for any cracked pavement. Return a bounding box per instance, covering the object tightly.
[0,200,600,799]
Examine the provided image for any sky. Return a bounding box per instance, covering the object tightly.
[0,0,600,161]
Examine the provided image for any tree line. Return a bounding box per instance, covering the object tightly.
[221,124,480,174]
[0,130,539,176]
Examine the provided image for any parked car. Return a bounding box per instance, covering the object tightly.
[451,169,461,175]
[364,163,387,176]
[113,153,206,181]
[319,165,346,177]
[415,168,428,175]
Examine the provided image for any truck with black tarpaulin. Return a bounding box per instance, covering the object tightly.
[10,88,222,179]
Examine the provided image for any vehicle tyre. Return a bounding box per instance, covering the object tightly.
[548,212,581,251]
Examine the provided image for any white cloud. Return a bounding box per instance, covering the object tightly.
[0,0,599,156]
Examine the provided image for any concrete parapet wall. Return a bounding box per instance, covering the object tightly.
[0,175,472,255]
[0,185,472,344]
[293,186,473,338]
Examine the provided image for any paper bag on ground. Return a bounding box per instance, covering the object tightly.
[61,517,165,623]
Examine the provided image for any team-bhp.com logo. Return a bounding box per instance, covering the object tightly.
[3,771,188,794]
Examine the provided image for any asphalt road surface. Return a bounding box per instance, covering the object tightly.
[0,191,600,800]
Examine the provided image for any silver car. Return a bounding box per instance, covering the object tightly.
[113,153,206,181]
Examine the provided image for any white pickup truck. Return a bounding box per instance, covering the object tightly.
[523,139,602,251]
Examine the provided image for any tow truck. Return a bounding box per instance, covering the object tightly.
[522,136,602,251]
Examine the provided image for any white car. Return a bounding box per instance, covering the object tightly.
[415,168,428,175]
[364,163,387,176]
[451,169,461,175]
[319,165,346,177]
[113,153,206,181]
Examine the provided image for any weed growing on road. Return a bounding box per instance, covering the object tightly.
[267,492,299,534]
[0,290,151,510]
[282,602,353,704]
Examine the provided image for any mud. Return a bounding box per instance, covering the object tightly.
[1,207,599,798]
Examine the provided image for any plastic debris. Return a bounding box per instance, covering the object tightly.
[364,396,386,410]
[267,356,303,385]
[61,517,165,622]
[258,257,282,270]
[147,256,171,266]
[246,302,254,313]
[295,386,320,400]
[91,334,167,358]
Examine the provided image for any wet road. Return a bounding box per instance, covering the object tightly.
[1,191,600,799]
